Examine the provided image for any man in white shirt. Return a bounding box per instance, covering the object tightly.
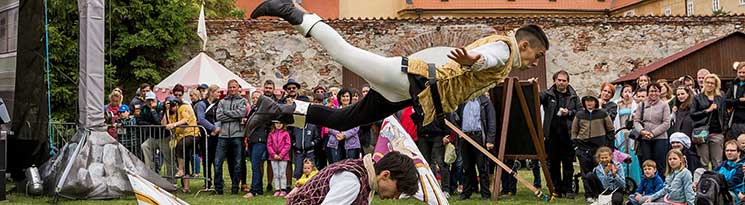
[286,151,419,204]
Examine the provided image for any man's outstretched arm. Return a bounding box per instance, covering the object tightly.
[448,41,510,71]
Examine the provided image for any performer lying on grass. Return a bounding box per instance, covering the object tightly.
[284,151,419,204]
[246,0,549,133]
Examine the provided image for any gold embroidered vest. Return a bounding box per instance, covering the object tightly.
[406,35,519,125]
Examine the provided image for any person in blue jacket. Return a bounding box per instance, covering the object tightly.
[627,160,664,205]
[712,140,744,202]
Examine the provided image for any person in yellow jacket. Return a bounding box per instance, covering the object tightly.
[247,0,549,133]
[295,159,318,187]
[284,159,318,198]
[162,96,199,193]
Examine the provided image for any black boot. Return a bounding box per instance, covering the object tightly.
[250,0,305,25]
[246,95,295,133]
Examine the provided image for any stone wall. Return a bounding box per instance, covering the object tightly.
[202,15,745,96]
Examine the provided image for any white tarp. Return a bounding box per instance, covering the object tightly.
[77,0,105,130]
[127,169,189,205]
[153,52,254,101]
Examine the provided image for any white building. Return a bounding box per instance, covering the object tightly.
[0,0,17,113]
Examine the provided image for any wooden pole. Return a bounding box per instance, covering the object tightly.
[493,78,514,200]
[514,79,556,196]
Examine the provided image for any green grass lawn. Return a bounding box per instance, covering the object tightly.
[3,163,591,205]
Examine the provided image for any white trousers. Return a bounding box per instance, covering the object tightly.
[271,160,288,190]
[304,16,411,102]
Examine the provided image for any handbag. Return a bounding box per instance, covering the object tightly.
[692,112,712,144]
[444,143,456,164]
[591,188,617,205]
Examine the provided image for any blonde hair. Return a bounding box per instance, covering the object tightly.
[642,160,657,169]
[724,140,739,151]
[303,159,317,171]
[189,89,202,102]
[206,85,220,101]
[703,74,721,97]
[594,146,613,161]
[328,87,340,95]
[665,149,686,175]
[109,91,123,106]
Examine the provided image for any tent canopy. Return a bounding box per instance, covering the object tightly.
[154,52,253,101]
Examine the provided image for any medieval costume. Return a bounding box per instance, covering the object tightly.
[247,0,545,134]
[286,155,377,204]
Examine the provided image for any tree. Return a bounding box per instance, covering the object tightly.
[49,0,241,122]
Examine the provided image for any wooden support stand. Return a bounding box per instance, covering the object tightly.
[447,77,553,202]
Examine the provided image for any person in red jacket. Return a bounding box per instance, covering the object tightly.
[396,106,418,142]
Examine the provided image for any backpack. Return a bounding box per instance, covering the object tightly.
[695,171,732,205]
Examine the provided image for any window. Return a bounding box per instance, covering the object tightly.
[740,0,745,6]
[687,0,694,16]
[0,7,17,54]
[624,10,635,16]
[664,7,672,16]
[712,0,721,11]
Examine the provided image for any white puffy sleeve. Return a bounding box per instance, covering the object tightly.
[321,171,361,205]
[467,41,511,71]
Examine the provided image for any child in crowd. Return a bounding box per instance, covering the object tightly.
[582,147,625,205]
[669,132,702,173]
[571,95,615,202]
[267,120,291,197]
[285,159,319,199]
[115,105,138,156]
[290,119,321,180]
[644,149,695,204]
[627,160,665,205]
[295,159,318,188]
[133,104,142,118]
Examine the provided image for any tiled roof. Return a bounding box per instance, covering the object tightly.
[406,0,644,11]
[613,32,745,83]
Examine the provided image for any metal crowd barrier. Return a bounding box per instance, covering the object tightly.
[117,124,214,196]
[49,122,79,155]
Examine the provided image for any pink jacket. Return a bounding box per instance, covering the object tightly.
[267,129,291,161]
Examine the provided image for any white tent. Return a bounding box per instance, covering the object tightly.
[154,52,254,101]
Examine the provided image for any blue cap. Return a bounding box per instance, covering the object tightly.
[199,84,209,89]
[118,104,130,113]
